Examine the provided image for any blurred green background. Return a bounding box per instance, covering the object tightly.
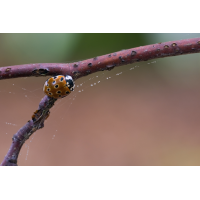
[0,33,200,166]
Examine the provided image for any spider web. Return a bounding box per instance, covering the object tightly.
[0,62,145,165]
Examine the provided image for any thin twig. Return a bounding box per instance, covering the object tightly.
[1,96,56,166]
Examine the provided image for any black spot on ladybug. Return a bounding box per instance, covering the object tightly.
[56,91,61,94]
[48,92,52,95]
[59,95,61,97]
[52,81,56,84]
[55,85,59,88]
[47,88,50,91]
[66,91,69,94]
[60,77,64,81]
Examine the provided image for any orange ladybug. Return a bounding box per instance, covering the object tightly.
[43,75,75,99]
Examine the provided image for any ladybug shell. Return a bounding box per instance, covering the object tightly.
[43,75,72,99]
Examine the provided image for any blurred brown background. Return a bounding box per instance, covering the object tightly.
[0,33,200,166]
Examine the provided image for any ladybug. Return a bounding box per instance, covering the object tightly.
[43,75,75,99]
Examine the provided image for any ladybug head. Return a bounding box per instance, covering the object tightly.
[65,75,75,91]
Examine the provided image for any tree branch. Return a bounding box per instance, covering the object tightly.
[1,37,200,166]
[0,38,200,81]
